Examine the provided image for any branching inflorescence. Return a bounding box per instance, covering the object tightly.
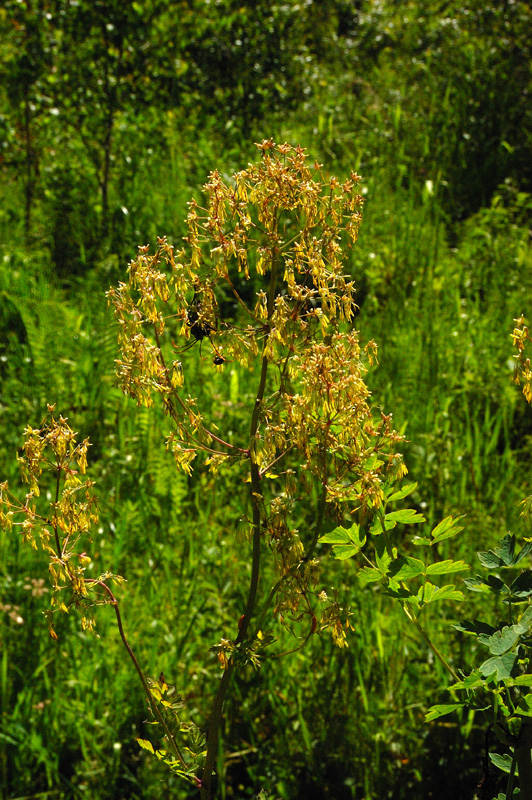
[106,141,406,795]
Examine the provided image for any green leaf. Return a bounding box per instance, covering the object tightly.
[322,523,367,559]
[357,566,383,584]
[478,626,520,655]
[369,518,397,536]
[515,540,532,565]
[480,652,517,681]
[510,573,532,599]
[433,585,465,602]
[320,523,366,554]
[489,752,515,775]
[464,575,506,594]
[517,694,532,717]
[515,604,532,634]
[333,544,364,560]
[430,515,465,543]
[319,528,352,545]
[463,576,490,593]
[478,534,520,569]
[412,536,431,546]
[383,585,419,603]
[425,703,464,722]
[364,454,383,471]
[346,524,365,546]
[387,482,418,503]
[485,575,508,593]
[497,534,517,566]
[453,619,496,636]
[513,674,532,687]
[375,546,392,575]
[477,550,505,569]
[448,671,485,691]
[137,738,155,754]
[426,559,469,575]
[389,556,425,581]
[384,509,426,524]
[418,583,465,605]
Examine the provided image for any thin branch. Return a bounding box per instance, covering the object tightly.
[90,579,187,770]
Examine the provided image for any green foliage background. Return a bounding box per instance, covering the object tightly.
[1,0,531,797]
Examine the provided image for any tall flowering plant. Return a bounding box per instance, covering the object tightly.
[107,140,405,796]
[2,142,406,799]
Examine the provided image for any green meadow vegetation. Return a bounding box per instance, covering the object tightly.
[1,1,532,799]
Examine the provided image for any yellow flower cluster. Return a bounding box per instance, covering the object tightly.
[512,315,532,404]
[107,142,405,644]
[0,408,122,638]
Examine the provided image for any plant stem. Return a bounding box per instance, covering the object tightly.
[200,662,235,800]
[92,580,186,770]
[515,718,532,800]
[23,89,34,243]
[200,245,279,799]
[53,460,62,558]
[505,751,518,800]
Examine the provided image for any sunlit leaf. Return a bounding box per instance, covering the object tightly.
[426,559,469,575]
[517,694,532,717]
[387,482,418,503]
[389,556,425,581]
[513,674,532,687]
[137,738,155,754]
[375,546,392,575]
[418,583,464,604]
[320,523,366,558]
[385,509,425,524]
[430,515,465,543]
[357,566,383,584]
[369,518,396,536]
[425,703,464,722]
[333,543,365,560]
[319,528,351,545]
